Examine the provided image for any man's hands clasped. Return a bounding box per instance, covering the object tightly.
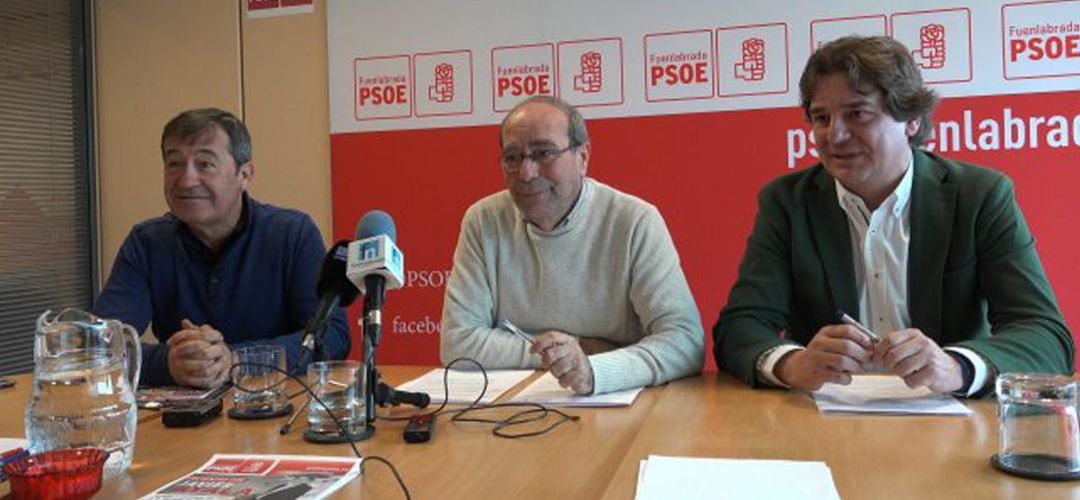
[775,325,964,393]
[167,319,233,388]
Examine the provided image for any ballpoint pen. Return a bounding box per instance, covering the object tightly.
[837,310,881,343]
[499,319,535,345]
[279,396,311,435]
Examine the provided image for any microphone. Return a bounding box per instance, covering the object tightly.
[375,383,431,408]
[346,210,405,348]
[300,240,360,365]
[346,211,405,295]
[347,210,429,429]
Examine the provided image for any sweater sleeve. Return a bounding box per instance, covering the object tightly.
[440,206,542,369]
[93,230,173,387]
[231,214,351,375]
[588,208,705,394]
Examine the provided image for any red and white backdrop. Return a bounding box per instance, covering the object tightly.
[327,0,1080,369]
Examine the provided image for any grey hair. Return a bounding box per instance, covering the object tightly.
[500,95,589,147]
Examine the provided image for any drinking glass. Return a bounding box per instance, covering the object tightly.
[993,372,1080,480]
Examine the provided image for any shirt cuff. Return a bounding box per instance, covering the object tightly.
[943,346,992,397]
[757,345,805,388]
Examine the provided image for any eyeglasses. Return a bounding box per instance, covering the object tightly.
[499,144,577,172]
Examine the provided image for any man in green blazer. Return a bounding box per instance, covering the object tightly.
[713,36,1073,397]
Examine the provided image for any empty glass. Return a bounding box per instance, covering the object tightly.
[993,372,1080,480]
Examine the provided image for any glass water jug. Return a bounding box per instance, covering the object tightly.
[25,309,142,479]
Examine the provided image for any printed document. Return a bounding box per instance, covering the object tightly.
[509,372,642,407]
[395,368,533,405]
[812,375,972,416]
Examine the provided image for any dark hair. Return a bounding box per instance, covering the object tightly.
[499,95,589,148]
[160,108,252,167]
[799,36,939,146]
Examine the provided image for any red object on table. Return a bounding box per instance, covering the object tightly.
[2,448,108,500]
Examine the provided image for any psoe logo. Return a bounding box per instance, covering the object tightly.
[406,269,452,288]
[912,24,946,69]
[734,37,766,81]
[429,63,454,103]
[1002,1,1080,80]
[574,51,603,93]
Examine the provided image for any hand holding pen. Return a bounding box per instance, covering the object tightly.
[837,310,880,344]
[500,319,594,394]
[773,313,876,391]
[499,319,534,345]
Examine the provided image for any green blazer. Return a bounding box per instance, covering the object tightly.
[713,150,1073,391]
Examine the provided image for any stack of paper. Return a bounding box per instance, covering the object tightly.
[394,368,533,405]
[635,455,840,500]
[812,375,972,416]
[508,372,643,407]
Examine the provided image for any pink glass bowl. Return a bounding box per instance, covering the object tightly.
[3,448,108,500]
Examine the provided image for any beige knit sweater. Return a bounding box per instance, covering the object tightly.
[440,178,705,394]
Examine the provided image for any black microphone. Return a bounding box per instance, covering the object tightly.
[300,240,360,367]
[375,383,431,408]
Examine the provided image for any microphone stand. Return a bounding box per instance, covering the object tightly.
[360,277,430,437]
[286,315,326,437]
[361,278,383,437]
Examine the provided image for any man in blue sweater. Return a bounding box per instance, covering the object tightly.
[94,108,349,388]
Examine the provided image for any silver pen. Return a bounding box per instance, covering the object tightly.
[837,310,881,343]
[499,318,534,345]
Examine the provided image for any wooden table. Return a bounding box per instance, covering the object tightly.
[3,369,1079,499]
[98,367,655,499]
[599,372,1080,500]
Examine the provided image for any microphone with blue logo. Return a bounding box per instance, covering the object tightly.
[346,210,405,350]
[347,211,429,433]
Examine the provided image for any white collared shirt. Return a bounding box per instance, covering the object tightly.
[760,158,989,396]
[835,160,913,337]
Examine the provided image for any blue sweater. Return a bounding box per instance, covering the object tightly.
[94,195,350,387]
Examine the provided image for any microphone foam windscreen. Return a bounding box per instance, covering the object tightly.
[355,210,397,242]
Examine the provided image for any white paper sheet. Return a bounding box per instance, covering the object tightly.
[812,375,972,416]
[0,438,28,454]
[635,455,841,500]
[394,368,533,405]
[508,372,643,407]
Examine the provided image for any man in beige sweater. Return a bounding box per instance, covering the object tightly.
[440,96,704,395]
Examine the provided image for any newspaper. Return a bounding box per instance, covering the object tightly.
[142,454,362,499]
